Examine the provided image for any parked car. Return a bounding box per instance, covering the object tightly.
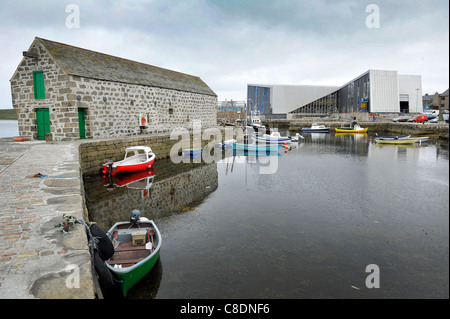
[429,117,439,123]
[392,116,411,122]
[407,115,435,123]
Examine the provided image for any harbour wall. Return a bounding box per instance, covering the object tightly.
[265,120,449,139]
[78,127,239,176]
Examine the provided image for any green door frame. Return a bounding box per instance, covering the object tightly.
[78,108,86,139]
[36,108,50,140]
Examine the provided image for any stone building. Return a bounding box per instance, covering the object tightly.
[10,37,217,141]
[440,89,449,111]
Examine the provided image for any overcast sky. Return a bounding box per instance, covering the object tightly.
[0,0,448,108]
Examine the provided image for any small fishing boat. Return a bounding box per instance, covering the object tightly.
[103,146,155,176]
[183,148,203,156]
[375,137,418,145]
[374,133,411,140]
[105,211,161,296]
[302,123,330,133]
[252,131,292,144]
[248,111,266,131]
[335,124,368,133]
[233,142,282,152]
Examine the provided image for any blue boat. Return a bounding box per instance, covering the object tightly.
[233,142,282,152]
[302,123,330,133]
[183,148,202,156]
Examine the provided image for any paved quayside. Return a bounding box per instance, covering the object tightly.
[0,138,95,298]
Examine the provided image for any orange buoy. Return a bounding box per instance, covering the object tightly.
[13,137,27,141]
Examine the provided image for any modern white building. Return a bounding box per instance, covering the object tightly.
[247,70,423,118]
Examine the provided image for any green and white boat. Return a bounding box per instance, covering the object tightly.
[105,216,161,296]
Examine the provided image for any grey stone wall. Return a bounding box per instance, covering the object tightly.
[10,41,69,140]
[11,41,217,141]
[72,75,217,139]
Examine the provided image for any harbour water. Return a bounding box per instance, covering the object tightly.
[84,132,449,298]
[0,120,19,138]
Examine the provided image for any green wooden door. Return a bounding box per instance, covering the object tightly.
[78,108,86,139]
[36,108,50,140]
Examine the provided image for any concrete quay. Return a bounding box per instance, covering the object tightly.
[0,138,95,299]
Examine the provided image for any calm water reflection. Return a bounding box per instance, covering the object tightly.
[84,132,449,298]
[0,120,19,138]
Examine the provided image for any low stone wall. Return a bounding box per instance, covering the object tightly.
[79,134,177,176]
[79,128,231,176]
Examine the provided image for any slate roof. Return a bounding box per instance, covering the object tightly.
[37,37,216,96]
[440,89,449,97]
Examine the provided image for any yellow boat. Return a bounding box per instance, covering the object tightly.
[375,138,418,145]
[335,124,368,133]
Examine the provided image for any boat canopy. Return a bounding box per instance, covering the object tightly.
[125,146,153,153]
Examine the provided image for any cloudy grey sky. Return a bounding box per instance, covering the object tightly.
[0,0,448,107]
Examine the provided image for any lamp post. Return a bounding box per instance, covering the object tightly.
[415,88,420,114]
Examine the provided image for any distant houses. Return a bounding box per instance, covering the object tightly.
[10,37,217,141]
[422,88,449,112]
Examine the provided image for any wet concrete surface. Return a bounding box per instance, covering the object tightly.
[0,137,96,298]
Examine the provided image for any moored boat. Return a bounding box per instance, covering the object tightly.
[233,142,282,152]
[105,211,162,296]
[248,111,266,131]
[374,133,411,140]
[335,124,368,133]
[252,131,292,144]
[302,123,330,133]
[103,146,155,176]
[375,137,418,145]
[183,148,203,157]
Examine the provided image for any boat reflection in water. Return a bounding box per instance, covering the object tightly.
[104,168,156,196]
[85,160,218,231]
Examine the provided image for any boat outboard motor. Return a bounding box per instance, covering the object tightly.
[130,209,141,226]
[105,161,114,177]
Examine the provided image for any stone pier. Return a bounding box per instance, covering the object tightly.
[0,138,95,298]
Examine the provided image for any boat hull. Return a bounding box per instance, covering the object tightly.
[113,249,160,296]
[375,138,418,144]
[302,128,330,133]
[106,220,161,296]
[375,134,411,140]
[183,149,203,156]
[335,127,368,133]
[233,143,282,152]
[103,157,155,175]
[253,136,292,144]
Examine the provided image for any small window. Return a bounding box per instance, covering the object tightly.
[33,71,45,99]
[168,108,174,114]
